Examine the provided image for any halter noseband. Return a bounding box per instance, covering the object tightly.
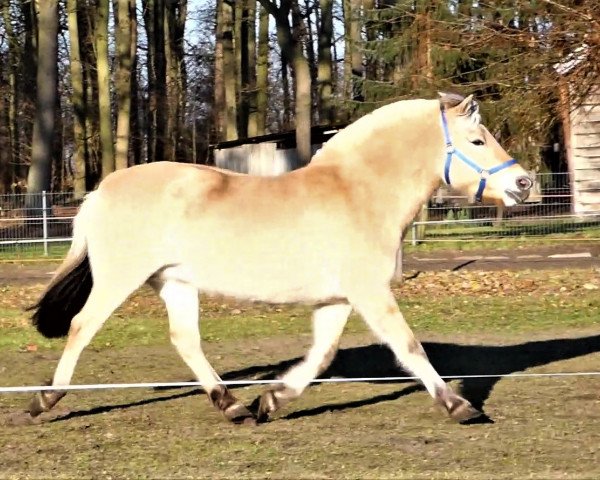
[440,109,517,203]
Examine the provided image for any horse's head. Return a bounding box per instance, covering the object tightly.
[438,93,532,206]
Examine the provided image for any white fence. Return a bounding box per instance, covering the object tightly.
[408,172,600,244]
[1,173,599,257]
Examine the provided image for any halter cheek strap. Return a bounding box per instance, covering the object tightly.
[441,110,517,202]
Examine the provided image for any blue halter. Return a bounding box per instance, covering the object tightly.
[440,109,517,202]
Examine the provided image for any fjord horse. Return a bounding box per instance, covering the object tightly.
[29,93,532,424]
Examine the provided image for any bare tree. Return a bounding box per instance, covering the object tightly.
[67,0,87,197]
[259,0,312,164]
[27,0,59,199]
[317,0,334,123]
[115,0,133,170]
[96,0,115,178]
[256,3,269,135]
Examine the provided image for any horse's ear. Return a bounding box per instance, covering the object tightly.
[438,92,466,111]
[454,94,475,116]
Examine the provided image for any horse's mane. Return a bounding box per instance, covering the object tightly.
[314,93,477,162]
[316,98,436,158]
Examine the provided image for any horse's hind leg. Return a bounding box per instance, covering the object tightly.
[349,287,482,423]
[255,303,351,422]
[154,278,255,425]
[29,283,131,416]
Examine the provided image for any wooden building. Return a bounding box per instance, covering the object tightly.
[211,125,344,176]
[556,47,600,214]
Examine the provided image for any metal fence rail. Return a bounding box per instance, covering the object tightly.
[1,173,599,257]
[0,192,83,257]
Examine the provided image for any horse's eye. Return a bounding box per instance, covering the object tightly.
[471,139,485,146]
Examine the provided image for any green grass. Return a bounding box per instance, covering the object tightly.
[0,242,70,261]
[2,293,598,352]
[2,271,600,479]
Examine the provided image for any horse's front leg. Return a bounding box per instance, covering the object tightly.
[350,287,482,423]
[255,303,352,422]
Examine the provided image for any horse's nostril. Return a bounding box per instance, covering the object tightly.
[516,176,532,191]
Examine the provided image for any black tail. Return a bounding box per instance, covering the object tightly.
[30,253,93,338]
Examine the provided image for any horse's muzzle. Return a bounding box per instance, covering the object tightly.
[505,175,532,204]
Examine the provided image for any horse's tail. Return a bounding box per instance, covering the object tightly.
[30,193,96,338]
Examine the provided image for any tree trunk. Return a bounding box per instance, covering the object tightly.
[214,0,226,140]
[349,0,363,102]
[290,2,312,164]
[0,94,11,193]
[96,0,115,178]
[2,0,19,186]
[235,0,245,137]
[165,0,187,161]
[129,0,141,165]
[27,0,58,199]
[143,0,167,161]
[317,0,334,124]
[256,4,269,135]
[67,0,87,197]
[363,0,376,84]
[80,1,101,189]
[114,0,133,170]
[154,0,167,161]
[260,0,312,163]
[223,0,238,141]
[303,0,317,119]
[20,0,37,181]
[243,0,258,137]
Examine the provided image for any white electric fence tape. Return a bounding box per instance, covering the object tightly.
[1,371,600,394]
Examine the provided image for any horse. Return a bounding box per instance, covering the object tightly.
[28,93,532,425]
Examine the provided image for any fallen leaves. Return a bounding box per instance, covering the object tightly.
[394,268,599,300]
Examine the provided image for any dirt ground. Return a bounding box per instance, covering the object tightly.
[1,243,599,286]
[0,263,599,478]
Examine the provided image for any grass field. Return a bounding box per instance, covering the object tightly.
[1,267,599,478]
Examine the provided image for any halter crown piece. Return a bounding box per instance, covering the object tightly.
[440,109,517,202]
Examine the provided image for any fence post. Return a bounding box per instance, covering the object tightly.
[42,191,48,256]
[411,223,417,246]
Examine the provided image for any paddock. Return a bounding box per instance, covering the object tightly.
[1,265,599,478]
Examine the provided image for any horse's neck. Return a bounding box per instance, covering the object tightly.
[315,101,443,235]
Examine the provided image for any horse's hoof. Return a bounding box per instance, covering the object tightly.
[255,390,279,424]
[224,403,257,426]
[28,390,66,418]
[450,402,484,424]
[28,394,47,418]
[436,387,483,424]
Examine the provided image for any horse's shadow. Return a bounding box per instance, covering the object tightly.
[223,333,600,420]
[50,334,600,423]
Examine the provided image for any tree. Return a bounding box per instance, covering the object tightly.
[2,0,19,188]
[165,0,187,161]
[259,0,312,164]
[96,0,115,178]
[67,0,87,197]
[317,0,334,123]
[222,0,238,141]
[115,0,134,170]
[143,0,167,162]
[256,3,269,135]
[27,0,59,199]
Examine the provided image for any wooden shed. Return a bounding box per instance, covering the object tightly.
[211,125,344,176]
[556,48,600,214]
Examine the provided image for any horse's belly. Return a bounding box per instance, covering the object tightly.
[160,254,344,304]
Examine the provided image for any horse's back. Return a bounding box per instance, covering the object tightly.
[81,161,371,303]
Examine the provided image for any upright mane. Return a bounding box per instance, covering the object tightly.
[313,93,480,165]
[316,98,438,158]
